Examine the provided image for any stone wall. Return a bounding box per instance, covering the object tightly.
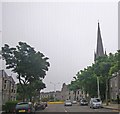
[109,72,119,100]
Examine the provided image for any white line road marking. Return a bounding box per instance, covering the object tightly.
[64,109,67,112]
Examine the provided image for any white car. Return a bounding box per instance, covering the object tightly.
[72,100,77,104]
[90,98,102,109]
[64,100,72,106]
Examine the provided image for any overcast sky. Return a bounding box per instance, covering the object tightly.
[0,1,118,92]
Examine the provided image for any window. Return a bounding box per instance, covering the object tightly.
[110,82,112,88]
[4,85,6,89]
[115,83,117,87]
[69,96,71,99]
[4,80,7,83]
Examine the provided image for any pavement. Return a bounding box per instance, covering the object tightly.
[48,101,64,104]
[103,103,120,111]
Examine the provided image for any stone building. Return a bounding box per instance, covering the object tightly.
[65,89,85,101]
[0,70,17,106]
[40,91,54,101]
[55,91,62,101]
[61,83,85,101]
[61,83,69,101]
[109,72,120,100]
[40,83,85,102]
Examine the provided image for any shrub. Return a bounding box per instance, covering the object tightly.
[3,101,19,113]
[41,97,49,102]
[2,104,6,111]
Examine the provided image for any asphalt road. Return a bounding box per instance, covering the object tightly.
[36,103,118,112]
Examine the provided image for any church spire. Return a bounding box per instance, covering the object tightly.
[94,22,105,61]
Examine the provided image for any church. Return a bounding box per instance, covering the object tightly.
[94,22,106,61]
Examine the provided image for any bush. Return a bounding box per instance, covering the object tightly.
[55,99,60,101]
[3,101,19,113]
[41,97,49,102]
[2,104,6,111]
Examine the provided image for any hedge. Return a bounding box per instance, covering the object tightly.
[3,101,19,113]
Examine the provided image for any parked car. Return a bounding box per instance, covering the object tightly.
[72,100,77,104]
[64,100,72,106]
[89,98,102,109]
[34,102,46,110]
[42,102,48,107]
[15,102,35,114]
[80,99,88,106]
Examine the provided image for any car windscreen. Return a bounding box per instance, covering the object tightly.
[16,103,29,109]
[82,100,87,102]
[93,99,101,102]
[66,100,71,103]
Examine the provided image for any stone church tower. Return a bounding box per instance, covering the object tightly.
[94,22,106,61]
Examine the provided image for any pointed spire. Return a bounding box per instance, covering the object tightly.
[105,48,107,55]
[94,22,105,61]
[94,50,96,61]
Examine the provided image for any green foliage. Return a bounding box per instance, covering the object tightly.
[3,101,19,112]
[41,97,49,102]
[1,42,50,101]
[69,50,119,100]
[49,95,54,101]
[16,80,46,101]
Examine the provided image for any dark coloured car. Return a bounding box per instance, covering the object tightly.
[42,102,48,107]
[15,102,35,114]
[80,99,88,106]
[35,102,47,110]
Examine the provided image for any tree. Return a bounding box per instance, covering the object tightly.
[69,50,119,103]
[2,42,50,101]
[68,80,79,100]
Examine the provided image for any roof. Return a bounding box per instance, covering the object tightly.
[0,70,15,83]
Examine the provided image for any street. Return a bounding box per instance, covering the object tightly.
[36,103,118,112]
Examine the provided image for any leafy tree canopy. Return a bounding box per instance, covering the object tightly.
[1,42,50,101]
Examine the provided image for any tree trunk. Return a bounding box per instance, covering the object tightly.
[18,74,26,102]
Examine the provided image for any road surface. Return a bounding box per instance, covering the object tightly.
[36,103,119,112]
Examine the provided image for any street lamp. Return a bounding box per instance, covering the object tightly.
[50,82,60,101]
[97,77,100,99]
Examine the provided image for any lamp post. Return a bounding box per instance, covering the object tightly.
[97,77,100,99]
[50,82,60,101]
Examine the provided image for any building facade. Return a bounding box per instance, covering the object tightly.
[0,70,17,106]
[40,83,85,102]
[65,89,85,101]
[109,72,120,100]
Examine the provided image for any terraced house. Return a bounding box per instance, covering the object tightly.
[109,72,120,102]
[0,70,17,108]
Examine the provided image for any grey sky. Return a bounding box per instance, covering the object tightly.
[0,1,118,92]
